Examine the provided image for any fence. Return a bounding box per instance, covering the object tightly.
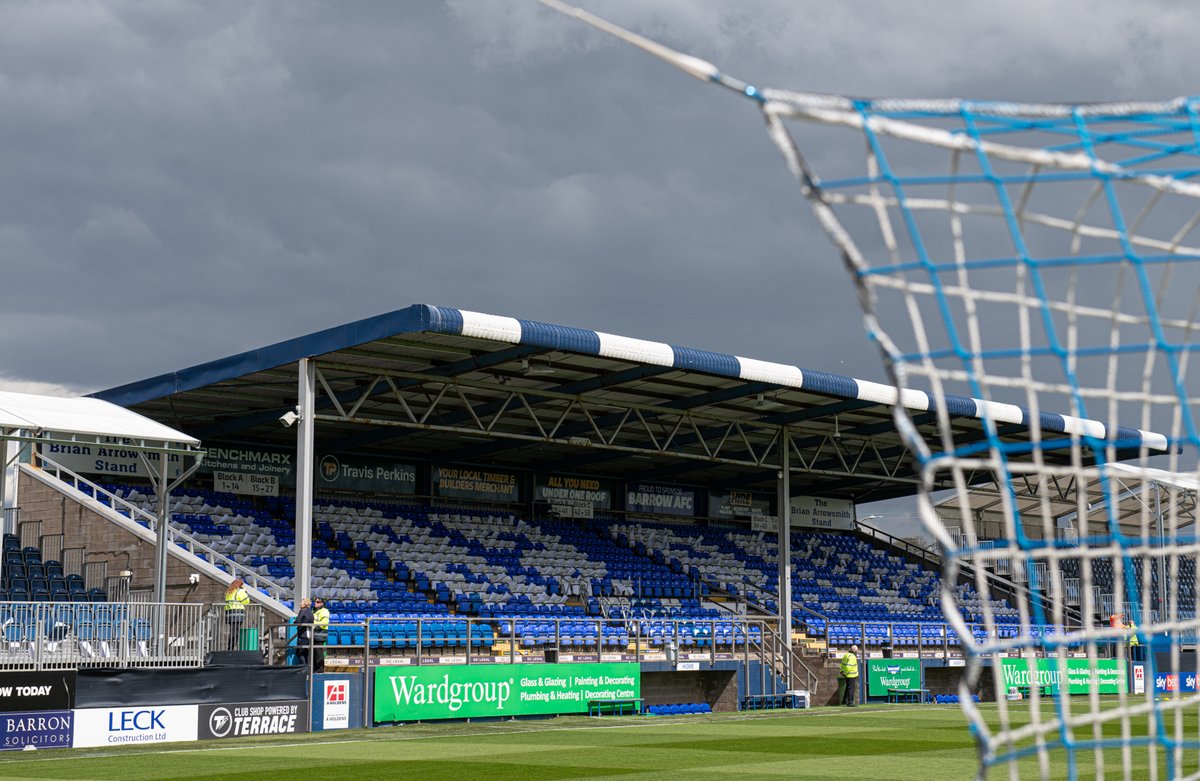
[0,601,207,671]
[267,615,818,695]
[206,603,268,655]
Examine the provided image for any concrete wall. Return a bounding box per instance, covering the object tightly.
[16,470,230,607]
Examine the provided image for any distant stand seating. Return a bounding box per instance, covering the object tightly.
[0,533,104,603]
[69,478,1032,651]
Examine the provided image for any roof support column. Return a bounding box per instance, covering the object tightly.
[294,357,316,606]
[154,453,170,605]
[777,425,792,657]
[0,432,8,534]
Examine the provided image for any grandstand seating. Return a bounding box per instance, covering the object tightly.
[64,479,1035,655]
[0,533,102,604]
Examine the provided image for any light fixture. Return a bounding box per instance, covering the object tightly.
[521,358,555,376]
[754,393,784,411]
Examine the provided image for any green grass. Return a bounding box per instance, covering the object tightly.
[0,703,1190,781]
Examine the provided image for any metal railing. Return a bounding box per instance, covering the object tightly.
[856,518,940,568]
[31,457,290,603]
[820,618,1129,660]
[0,601,207,671]
[266,615,814,690]
[205,603,268,656]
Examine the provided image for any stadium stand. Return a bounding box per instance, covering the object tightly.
[76,478,1033,658]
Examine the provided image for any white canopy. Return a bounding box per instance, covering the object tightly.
[0,390,198,447]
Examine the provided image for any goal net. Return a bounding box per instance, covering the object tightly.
[541,2,1200,778]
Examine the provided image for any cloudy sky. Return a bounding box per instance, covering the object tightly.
[4,0,1197,398]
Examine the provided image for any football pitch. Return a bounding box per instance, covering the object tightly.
[0,703,1188,781]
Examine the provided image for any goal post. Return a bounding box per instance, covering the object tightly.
[540,2,1200,777]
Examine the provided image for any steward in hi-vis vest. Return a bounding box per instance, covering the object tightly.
[841,644,860,707]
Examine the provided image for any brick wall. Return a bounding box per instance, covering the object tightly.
[642,670,738,711]
[17,469,230,607]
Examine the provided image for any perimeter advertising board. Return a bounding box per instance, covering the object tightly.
[999,659,1126,695]
[0,671,75,712]
[867,658,921,697]
[374,663,640,722]
[0,711,73,751]
[73,705,199,747]
[198,700,309,739]
[322,680,350,730]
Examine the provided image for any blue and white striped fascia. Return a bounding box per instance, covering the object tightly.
[430,306,1168,452]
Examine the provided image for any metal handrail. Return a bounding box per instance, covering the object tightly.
[31,457,290,603]
[854,517,1081,626]
[0,600,206,671]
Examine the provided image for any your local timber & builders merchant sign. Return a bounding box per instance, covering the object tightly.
[373,663,639,722]
[999,658,1126,694]
[434,467,519,503]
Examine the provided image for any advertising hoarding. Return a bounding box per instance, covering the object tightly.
[198,701,309,739]
[627,483,695,517]
[0,671,75,712]
[374,663,640,722]
[73,705,199,747]
[999,658,1126,695]
[867,659,921,697]
[434,467,519,503]
[0,710,72,751]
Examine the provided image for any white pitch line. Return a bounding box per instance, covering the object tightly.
[0,705,959,764]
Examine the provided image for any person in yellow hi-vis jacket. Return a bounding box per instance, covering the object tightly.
[224,578,250,650]
[841,644,860,707]
[1126,620,1141,661]
[312,597,330,673]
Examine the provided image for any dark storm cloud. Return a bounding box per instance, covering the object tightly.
[2,0,1198,395]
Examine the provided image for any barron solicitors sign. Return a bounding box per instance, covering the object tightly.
[373,663,640,722]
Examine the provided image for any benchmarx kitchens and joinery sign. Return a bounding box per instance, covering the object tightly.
[373,663,640,722]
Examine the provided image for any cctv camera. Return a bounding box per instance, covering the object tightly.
[188,573,200,585]
[279,409,300,427]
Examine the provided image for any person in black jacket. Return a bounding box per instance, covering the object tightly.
[295,598,314,669]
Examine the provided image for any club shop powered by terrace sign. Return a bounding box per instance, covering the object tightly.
[373,663,640,722]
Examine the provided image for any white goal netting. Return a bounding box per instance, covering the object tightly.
[542,2,1200,778]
